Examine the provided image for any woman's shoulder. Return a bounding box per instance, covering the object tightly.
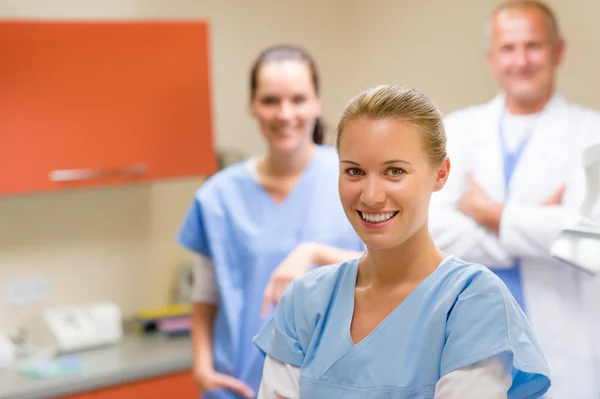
[201,160,253,190]
[292,258,358,298]
[253,259,359,366]
[431,257,523,323]
[191,159,256,206]
[440,256,512,298]
[280,259,359,328]
[438,257,550,393]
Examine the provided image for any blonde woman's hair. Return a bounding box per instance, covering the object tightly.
[336,85,447,166]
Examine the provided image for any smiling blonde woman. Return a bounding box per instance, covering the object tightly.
[253,85,551,399]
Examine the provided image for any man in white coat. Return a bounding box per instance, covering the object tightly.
[429,1,600,397]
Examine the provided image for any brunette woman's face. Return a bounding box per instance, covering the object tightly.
[251,60,322,153]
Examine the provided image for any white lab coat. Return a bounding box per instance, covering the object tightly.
[429,92,600,399]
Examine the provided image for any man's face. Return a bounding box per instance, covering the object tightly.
[487,7,565,104]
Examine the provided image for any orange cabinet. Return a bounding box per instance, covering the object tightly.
[60,394,96,399]
[0,21,217,196]
[94,371,199,399]
[59,371,199,399]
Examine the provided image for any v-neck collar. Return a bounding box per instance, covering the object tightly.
[249,145,323,209]
[344,255,455,347]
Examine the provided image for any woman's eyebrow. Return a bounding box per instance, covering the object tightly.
[340,159,412,166]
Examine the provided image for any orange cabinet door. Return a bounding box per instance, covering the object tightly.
[59,394,96,399]
[0,21,217,196]
[94,371,199,399]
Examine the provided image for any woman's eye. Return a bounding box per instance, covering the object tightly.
[386,167,405,176]
[345,168,364,177]
[261,96,279,105]
[292,96,307,104]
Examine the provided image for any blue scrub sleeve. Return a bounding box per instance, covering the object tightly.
[253,281,305,367]
[177,198,211,257]
[441,282,551,399]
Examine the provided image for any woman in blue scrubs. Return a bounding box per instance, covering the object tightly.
[177,45,365,399]
[254,85,551,398]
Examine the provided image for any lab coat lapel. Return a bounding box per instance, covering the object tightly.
[470,95,507,202]
[507,94,570,203]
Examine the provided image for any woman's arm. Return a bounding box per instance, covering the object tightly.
[191,254,255,398]
[257,351,512,399]
[191,301,218,378]
[435,352,512,398]
[191,254,219,373]
[191,253,219,304]
[309,242,365,266]
[261,243,364,316]
[258,355,301,399]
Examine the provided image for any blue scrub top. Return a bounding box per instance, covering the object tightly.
[490,112,533,312]
[177,145,364,399]
[254,256,551,399]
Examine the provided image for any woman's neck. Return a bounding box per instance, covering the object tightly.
[359,225,445,289]
[262,142,317,178]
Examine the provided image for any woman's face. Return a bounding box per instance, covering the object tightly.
[251,60,322,154]
[338,117,449,250]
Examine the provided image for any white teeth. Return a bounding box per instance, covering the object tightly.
[360,211,397,223]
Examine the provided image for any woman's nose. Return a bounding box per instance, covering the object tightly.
[360,177,386,206]
[276,101,293,120]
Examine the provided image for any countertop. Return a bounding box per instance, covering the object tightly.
[0,334,193,399]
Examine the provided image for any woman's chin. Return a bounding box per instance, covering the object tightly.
[267,134,311,152]
[359,236,397,251]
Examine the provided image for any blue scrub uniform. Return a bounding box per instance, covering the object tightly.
[254,256,551,399]
[178,145,364,399]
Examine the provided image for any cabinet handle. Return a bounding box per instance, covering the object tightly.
[49,164,148,182]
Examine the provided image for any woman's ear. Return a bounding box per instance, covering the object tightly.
[433,157,451,192]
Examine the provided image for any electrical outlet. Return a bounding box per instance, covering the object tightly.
[6,277,48,307]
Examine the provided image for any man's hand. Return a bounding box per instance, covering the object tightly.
[458,172,504,234]
[543,186,566,206]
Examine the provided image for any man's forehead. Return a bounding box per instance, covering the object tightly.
[492,8,551,39]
